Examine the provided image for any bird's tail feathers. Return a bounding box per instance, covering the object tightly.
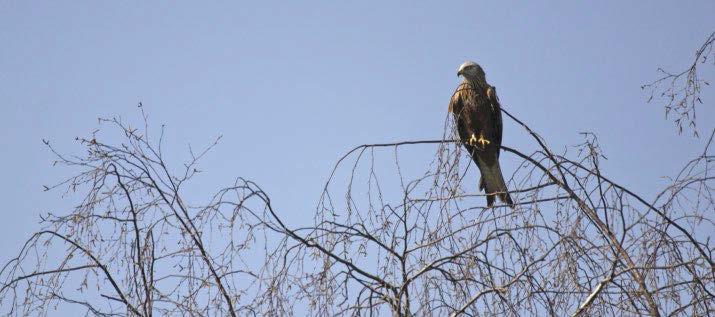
[478,160,514,208]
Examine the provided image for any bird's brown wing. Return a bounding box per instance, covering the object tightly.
[487,85,504,158]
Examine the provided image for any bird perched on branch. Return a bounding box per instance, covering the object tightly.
[449,61,514,207]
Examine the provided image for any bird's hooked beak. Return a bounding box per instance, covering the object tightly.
[457,69,464,77]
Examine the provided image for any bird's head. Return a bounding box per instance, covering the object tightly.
[457,61,486,82]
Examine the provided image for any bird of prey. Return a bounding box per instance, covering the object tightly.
[448,61,514,207]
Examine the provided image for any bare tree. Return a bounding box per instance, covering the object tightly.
[1,96,713,316]
[643,31,714,136]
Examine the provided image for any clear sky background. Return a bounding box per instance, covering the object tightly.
[1,0,713,294]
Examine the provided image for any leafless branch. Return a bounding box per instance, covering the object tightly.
[643,31,714,136]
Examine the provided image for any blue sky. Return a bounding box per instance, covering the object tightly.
[1,0,713,290]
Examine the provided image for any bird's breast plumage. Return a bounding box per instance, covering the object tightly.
[450,82,491,130]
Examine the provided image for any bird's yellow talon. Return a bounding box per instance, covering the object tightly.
[467,133,490,148]
[468,133,478,146]
[477,135,490,147]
